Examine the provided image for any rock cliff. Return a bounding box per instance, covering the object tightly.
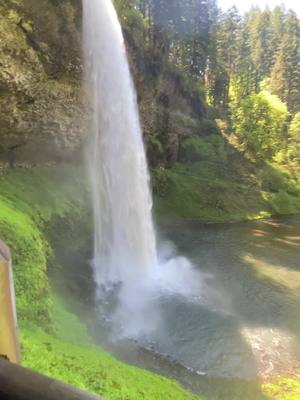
[0,0,84,165]
[0,0,203,167]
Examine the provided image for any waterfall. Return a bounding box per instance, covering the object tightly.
[83,0,158,289]
[83,0,204,339]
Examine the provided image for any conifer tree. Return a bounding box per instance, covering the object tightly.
[270,10,300,112]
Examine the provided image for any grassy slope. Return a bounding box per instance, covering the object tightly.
[20,296,200,400]
[21,316,200,400]
[0,165,88,325]
[0,165,202,400]
[153,137,300,223]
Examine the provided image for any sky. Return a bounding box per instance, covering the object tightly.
[218,0,300,15]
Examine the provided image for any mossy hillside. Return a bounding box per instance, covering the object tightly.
[153,162,300,223]
[153,134,300,223]
[50,295,92,346]
[21,295,203,400]
[0,165,90,326]
[21,325,202,400]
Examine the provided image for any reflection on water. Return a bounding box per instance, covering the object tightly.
[243,254,300,291]
[87,216,300,399]
[241,326,298,379]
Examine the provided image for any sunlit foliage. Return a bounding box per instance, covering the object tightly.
[231,91,289,158]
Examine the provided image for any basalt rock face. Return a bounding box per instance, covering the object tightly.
[0,0,85,166]
[0,0,204,168]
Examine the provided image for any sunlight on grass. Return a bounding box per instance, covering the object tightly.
[20,326,202,400]
[262,378,300,400]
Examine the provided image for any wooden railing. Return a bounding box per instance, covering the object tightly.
[0,240,103,399]
[0,240,20,364]
[0,357,102,400]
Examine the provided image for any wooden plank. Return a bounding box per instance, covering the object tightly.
[0,240,20,364]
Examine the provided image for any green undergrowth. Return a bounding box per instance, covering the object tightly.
[262,378,300,399]
[20,324,201,400]
[50,295,92,346]
[21,295,202,400]
[153,161,300,223]
[0,165,89,326]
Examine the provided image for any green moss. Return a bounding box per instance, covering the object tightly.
[20,326,201,400]
[19,290,203,400]
[262,377,300,400]
[50,295,91,346]
[0,165,88,326]
[153,161,300,223]
[0,186,51,325]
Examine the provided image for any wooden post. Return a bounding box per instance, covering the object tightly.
[0,240,20,364]
[0,241,103,399]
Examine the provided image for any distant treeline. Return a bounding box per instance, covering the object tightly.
[116,0,300,164]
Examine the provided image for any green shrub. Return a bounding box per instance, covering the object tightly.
[152,167,172,196]
[287,112,300,165]
[180,135,228,164]
[257,164,290,192]
[170,111,201,136]
[262,377,300,400]
[197,119,220,136]
[289,112,300,141]
[231,90,289,158]
[181,137,216,162]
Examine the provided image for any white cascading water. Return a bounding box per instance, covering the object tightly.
[83,0,158,289]
[83,0,208,338]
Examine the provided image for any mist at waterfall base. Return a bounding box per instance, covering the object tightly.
[83,0,220,343]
